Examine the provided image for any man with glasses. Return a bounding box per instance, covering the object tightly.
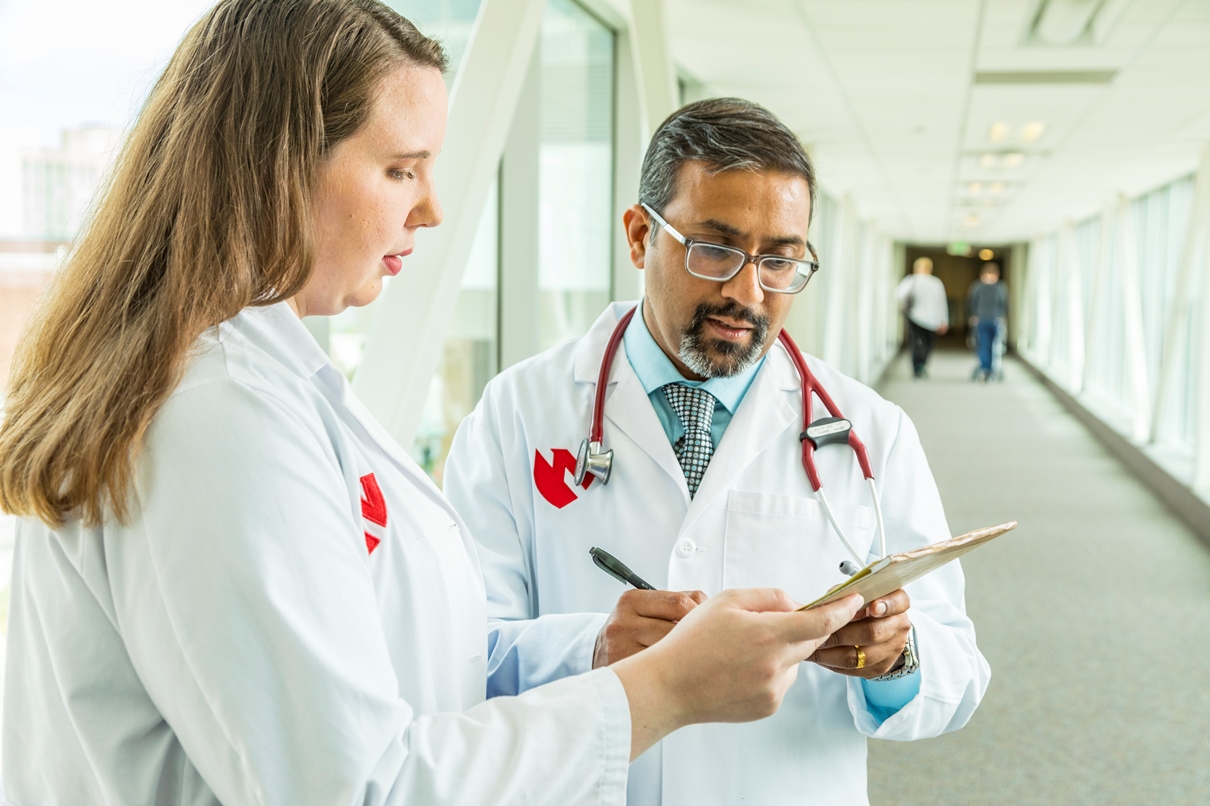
[445,99,988,804]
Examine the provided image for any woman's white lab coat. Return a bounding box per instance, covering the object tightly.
[2,303,631,805]
[445,302,992,806]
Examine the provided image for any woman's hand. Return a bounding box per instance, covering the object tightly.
[611,589,863,760]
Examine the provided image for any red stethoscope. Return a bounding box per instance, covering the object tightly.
[574,306,887,566]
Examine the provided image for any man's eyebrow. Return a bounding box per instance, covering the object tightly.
[389,150,431,160]
[696,219,806,248]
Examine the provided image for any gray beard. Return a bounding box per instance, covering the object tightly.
[677,305,770,378]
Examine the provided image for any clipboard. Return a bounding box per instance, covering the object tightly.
[798,521,1017,610]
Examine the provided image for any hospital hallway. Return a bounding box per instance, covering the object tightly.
[866,348,1210,805]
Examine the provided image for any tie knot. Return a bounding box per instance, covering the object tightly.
[663,383,715,435]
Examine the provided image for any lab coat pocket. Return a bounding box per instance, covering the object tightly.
[722,489,875,604]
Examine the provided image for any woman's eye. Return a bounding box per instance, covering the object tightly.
[388,169,415,181]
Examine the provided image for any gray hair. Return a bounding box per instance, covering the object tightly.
[638,98,816,239]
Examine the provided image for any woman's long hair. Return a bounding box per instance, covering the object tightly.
[0,0,446,527]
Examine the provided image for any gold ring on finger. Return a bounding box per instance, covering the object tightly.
[855,646,866,669]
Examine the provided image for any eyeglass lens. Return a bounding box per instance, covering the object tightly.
[686,243,814,292]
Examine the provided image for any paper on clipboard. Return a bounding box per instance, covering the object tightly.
[798,521,1017,611]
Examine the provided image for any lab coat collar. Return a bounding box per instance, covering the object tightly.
[219,302,331,380]
[223,302,452,511]
[573,301,637,384]
[574,302,689,500]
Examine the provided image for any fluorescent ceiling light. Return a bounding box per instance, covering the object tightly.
[1033,0,1101,45]
[989,122,1008,142]
[1003,152,1026,168]
[974,70,1117,84]
[980,153,998,169]
[1021,122,1047,141]
[990,182,1006,194]
[968,182,983,194]
[964,214,981,228]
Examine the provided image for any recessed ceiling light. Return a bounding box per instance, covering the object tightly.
[979,248,995,260]
[1002,152,1025,168]
[964,214,981,228]
[1021,122,1046,142]
[989,122,1008,142]
[968,182,983,194]
[990,182,1006,194]
[980,153,998,169]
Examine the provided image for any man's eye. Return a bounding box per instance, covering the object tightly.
[696,244,734,262]
[762,258,795,272]
[389,169,415,181]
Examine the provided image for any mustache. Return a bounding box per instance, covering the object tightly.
[688,302,769,332]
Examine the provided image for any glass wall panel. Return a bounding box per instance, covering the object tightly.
[411,178,499,484]
[1086,218,1129,413]
[1028,172,1200,468]
[537,0,615,349]
[1156,178,1197,451]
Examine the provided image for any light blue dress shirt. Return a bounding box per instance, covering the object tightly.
[621,304,763,449]
[622,304,920,720]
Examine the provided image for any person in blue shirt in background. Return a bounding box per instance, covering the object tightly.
[967,262,1009,382]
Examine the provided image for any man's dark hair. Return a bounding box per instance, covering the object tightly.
[638,98,817,241]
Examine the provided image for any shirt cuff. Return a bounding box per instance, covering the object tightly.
[861,671,921,724]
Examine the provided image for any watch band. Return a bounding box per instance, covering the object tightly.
[873,627,919,681]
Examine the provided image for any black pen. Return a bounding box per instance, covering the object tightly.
[589,547,656,590]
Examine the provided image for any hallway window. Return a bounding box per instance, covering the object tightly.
[412,178,499,484]
[537,0,615,349]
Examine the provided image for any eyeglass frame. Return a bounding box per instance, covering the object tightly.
[640,202,820,294]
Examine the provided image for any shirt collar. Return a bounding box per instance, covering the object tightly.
[622,301,764,414]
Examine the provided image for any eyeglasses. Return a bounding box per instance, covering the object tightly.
[641,203,819,294]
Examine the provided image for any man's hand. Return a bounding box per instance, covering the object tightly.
[593,589,707,668]
[807,589,911,679]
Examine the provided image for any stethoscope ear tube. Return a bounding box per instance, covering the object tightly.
[580,307,638,486]
[780,329,887,563]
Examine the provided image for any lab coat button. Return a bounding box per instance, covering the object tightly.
[676,539,697,557]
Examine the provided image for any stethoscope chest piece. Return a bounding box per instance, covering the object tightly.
[574,438,614,486]
[802,416,852,449]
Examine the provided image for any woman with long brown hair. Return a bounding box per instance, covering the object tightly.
[0,1,861,802]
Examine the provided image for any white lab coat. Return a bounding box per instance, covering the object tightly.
[2,302,631,806]
[445,302,991,806]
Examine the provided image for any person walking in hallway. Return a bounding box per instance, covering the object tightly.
[967,262,1008,382]
[895,257,949,379]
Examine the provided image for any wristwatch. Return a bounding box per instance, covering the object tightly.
[874,627,919,681]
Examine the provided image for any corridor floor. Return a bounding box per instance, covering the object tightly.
[866,349,1210,805]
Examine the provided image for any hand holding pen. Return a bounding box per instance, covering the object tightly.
[588,547,707,668]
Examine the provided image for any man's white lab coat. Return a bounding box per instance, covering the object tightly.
[445,302,991,806]
[3,303,631,805]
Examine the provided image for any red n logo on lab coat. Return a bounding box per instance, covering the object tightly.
[360,473,387,554]
[533,449,594,509]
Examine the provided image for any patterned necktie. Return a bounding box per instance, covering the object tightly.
[663,384,716,498]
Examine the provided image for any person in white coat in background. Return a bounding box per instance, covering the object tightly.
[445,98,991,806]
[895,256,950,379]
[0,5,864,804]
